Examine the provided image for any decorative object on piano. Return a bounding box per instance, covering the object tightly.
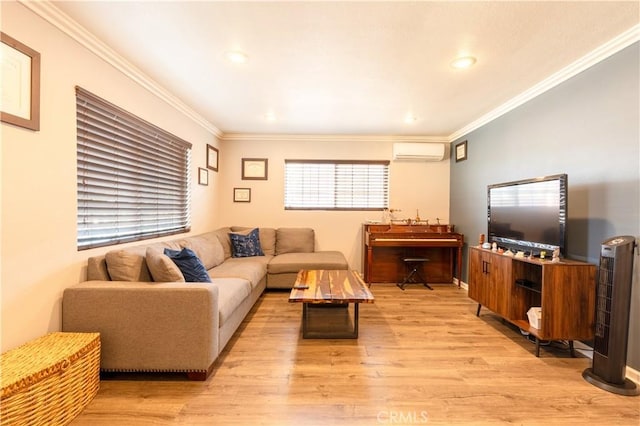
[551,248,561,263]
[415,209,421,222]
[540,250,546,259]
[482,242,491,249]
[389,208,401,222]
[479,234,485,246]
[381,208,390,224]
[491,242,498,252]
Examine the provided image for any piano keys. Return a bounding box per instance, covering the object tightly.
[363,224,464,286]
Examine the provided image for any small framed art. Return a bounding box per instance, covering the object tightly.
[198,167,208,185]
[206,144,219,172]
[1,32,41,131]
[455,140,468,162]
[234,187,251,202]
[241,158,268,180]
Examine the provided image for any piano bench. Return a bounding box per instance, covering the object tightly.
[397,258,433,291]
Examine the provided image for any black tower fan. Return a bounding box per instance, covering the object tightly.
[583,235,639,396]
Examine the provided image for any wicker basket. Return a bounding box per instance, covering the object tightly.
[1,332,100,426]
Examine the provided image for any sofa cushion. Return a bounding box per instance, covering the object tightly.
[146,248,185,282]
[267,272,301,289]
[212,278,252,327]
[267,251,349,274]
[231,227,276,256]
[105,249,152,282]
[179,233,225,269]
[164,248,212,283]
[230,228,265,257]
[275,228,314,255]
[209,256,270,290]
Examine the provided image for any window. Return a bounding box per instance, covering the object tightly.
[76,87,192,250]
[284,160,389,210]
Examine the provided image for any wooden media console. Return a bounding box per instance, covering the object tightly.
[468,246,596,357]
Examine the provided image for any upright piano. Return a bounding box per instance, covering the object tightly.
[363,223,464,285]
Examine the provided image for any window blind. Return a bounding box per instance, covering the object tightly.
[284,160,389,210]
[76,87,192,250]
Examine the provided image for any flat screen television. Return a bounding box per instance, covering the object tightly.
[487,174,567,256]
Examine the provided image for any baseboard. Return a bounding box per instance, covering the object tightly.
[625,365,640,385]
[572,340,594,359]
[456,278,468,290]
[458,281,639,385]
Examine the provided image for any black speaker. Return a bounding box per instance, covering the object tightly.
[583,235,639,396]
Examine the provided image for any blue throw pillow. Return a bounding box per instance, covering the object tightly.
[163,248,212,282]
[229,228,264,258]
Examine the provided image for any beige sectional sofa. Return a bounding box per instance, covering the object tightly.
[62,226,348,380]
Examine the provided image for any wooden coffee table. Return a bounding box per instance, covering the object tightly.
[288,270,374,338]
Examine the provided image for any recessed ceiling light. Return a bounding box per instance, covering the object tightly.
[225,50,248,64]
[264,112,276,122]
[451,56,477,69]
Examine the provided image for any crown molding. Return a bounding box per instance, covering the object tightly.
[221,133,448,143]
[448,23,640,143]
[22,1,638,143]
[20,0,223,138]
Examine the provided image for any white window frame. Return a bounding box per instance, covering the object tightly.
[76,87,192,250]
[284,160,390,210]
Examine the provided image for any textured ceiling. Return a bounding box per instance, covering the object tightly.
[51,1,639,138]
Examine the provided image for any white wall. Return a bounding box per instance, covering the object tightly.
[217,137,451,270]
[1,3,219,352]
[0,3,452,353]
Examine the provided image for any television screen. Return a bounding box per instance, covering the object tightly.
[488,174,567,256]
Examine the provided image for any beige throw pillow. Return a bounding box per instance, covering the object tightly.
[179,234,225,269]
[105,249,152,282]
[145,248,185,282]
[213,227,233,259]
[275,228,315,255]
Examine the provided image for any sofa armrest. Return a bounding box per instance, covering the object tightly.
[62,280,219,374]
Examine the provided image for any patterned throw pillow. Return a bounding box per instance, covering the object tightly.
[163,248,212,282]
[229,228,264,258]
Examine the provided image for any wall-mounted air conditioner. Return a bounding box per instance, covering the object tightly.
[392,143,445,162]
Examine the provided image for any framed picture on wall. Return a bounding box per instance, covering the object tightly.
[241,158,268,180]
[234,188,251,202]
[1,32,40,131]
[206,144,219,172]
[198,167,208,185]
[455,140,468,162]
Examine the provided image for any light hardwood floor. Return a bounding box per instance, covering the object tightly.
[72,284,639,425]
